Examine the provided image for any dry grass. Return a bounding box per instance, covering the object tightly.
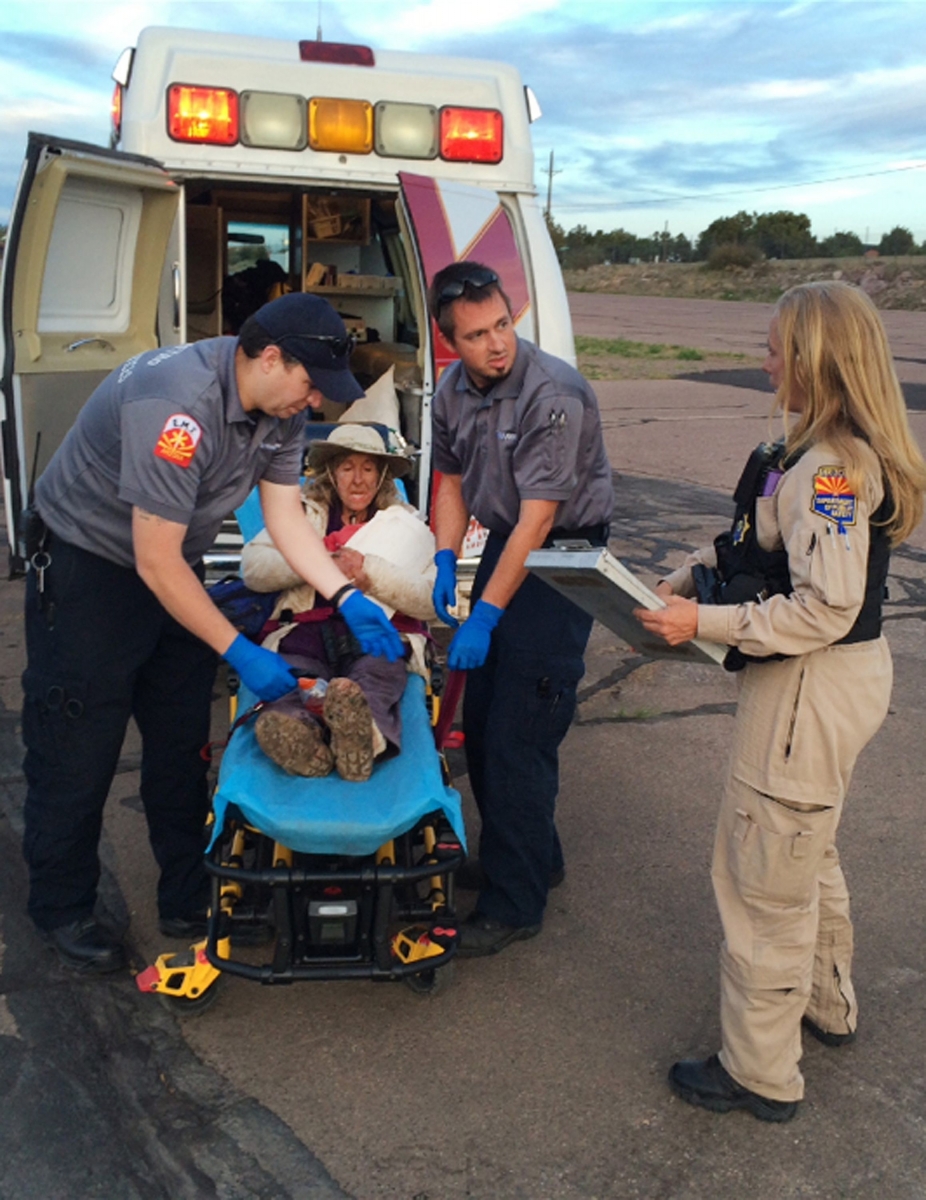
[575,335,757,381]
[563,256,926,310]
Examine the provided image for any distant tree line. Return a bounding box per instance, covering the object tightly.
[546,210,925,271]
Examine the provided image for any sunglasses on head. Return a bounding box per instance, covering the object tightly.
[282,332,356,359]
[435,267,500,311]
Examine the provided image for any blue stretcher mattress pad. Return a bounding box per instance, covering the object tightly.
[210,675,466,857]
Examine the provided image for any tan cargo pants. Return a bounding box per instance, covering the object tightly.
[712,774,858,1102]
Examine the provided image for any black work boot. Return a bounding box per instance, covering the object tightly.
[802,1015,857,1047]
[457,912,541,958]
[668,1054,798,1123]
[45,917,127,974]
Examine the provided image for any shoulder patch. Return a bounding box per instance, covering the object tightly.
[811,466,856,530]
[154,414,203,468]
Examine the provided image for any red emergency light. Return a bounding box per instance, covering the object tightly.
[168,85,239,145]
[110,83,123,142]
[440,107,503,163]
[299,41,375,66]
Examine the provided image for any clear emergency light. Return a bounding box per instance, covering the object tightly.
[308,97,373,154]
[440,107,503,163]
[240,91,307,150]
[374,102,438,159]
[168,85,239,145]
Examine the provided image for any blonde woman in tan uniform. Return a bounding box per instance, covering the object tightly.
[637,282,926,1122]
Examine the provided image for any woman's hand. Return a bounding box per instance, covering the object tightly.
[332,547,371,593]
[654,580,673,600]
[633,595,699,646]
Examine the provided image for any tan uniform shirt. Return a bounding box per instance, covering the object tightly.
[667,439,891,805]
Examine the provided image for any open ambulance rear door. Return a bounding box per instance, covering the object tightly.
[398,171,535,550]
[0,134,181,572]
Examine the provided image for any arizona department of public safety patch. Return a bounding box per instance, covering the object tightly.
[811,466,856,530]
[154,414,203,468]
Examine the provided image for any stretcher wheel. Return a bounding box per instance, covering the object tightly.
[404,961,455,998]
[157,974,224,1017]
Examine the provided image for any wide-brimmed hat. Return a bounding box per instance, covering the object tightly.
[306,424,413,477]
[250,293,364,405]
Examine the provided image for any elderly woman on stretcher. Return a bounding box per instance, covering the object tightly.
[241,424,436,782]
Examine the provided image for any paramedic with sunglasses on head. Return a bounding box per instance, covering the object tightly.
[22,292,402,975]
[428,261,614,957]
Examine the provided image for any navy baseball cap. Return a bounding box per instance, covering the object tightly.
[251,292,364,404]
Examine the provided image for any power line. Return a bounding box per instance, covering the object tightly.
[552,159,926,212]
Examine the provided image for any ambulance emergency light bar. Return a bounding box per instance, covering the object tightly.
[162,83,503,161]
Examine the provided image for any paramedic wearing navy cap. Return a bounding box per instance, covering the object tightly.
[22,291,402,974]
[428,261,614,957]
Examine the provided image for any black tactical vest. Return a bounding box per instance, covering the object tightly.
[695,440,890,670]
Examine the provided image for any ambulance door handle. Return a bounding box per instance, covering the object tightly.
[64,338,116,353]
[171,262,181,330]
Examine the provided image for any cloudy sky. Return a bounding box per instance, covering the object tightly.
[1,0,924,244]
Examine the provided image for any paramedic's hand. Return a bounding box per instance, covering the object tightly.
[433,549,460,628]
[340,590,403,662]
[447,600,503,671]
[633,595,698,646]
[223,634,296,701]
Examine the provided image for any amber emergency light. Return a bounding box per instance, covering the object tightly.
[309,96,373,154]
[168,85,239,145]
[440,107,503,163]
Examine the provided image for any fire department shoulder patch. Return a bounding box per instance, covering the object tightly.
[811,466,856,529]
[154,414,202,468]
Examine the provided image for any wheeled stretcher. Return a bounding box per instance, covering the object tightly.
[137,670,466,1013]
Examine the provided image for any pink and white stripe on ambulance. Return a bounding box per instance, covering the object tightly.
[399,172,533,377]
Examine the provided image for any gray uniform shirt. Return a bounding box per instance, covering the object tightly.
[35,338,305,569]
[431,338,614,535]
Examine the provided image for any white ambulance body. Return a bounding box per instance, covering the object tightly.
[0,25,573,571]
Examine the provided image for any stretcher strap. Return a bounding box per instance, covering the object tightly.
[433,669,465,750]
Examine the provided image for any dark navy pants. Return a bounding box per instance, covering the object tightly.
[22,533,218,932]
[464,532,594,928]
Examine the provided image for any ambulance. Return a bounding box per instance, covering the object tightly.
[0,25,574,573]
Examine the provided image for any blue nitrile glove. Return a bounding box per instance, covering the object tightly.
[223,634,296,701]
[433,549,460,628]
[340,590,404,663]
[447,599,503,671]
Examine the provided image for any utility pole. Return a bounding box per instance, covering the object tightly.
[544,150,562,222]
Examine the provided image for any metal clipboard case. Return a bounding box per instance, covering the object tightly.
[526,546,727,666]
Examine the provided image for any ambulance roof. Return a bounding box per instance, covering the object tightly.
[119,26,538,192]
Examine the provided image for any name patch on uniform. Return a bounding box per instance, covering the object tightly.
[811,466,856,529]
[154,414,203,468]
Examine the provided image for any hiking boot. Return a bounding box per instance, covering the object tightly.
[323,677,375,782]
[255,710,334,777]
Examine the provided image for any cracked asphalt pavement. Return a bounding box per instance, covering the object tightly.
[1,295,925,1199]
